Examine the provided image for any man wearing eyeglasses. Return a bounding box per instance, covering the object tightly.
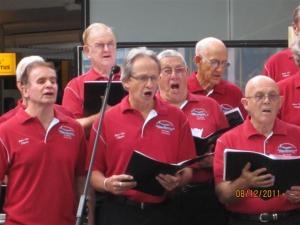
[62,23,119,132]
[214,75,300,225]
[88,47,196,225]
[188,37,246,117]
[157,49,229,225]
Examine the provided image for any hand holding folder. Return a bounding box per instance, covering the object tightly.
[224,149,300,198]
[125,150,213,196]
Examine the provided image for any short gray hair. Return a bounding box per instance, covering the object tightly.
[292,35,300,66]
[157,49,187,67]
[292,5,300,24]
[121,47,160,82]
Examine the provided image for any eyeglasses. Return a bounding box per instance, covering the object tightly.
[130,75,158,83]
[161,66,186,76]
[245,93,280,102]
[202,55,230,69]
[87,42,115,51]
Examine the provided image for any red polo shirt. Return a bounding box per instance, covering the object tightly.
[88,96,196,203]
[187,72,247,118]
[214,117,300,214]
[62,68,120,118]
[262,48,299,82]
[0,107,86,225]
[278,71,300,126]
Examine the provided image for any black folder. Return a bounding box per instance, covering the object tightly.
[224,107,244,128]
[83,81,127,116]
[224,149,300,195]
[125,150,213,196]
[193,127,231,155]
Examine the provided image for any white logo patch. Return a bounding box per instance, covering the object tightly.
[58,126,75,139]
[292,103,300,109]
[114,132,125,140]
[155,120,175,135]
[18,138,29,145]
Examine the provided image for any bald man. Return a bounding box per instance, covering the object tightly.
[188,37,246,118]
[214,75,300,225]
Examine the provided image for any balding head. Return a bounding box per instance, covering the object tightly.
[244,75,279,97]
[242,75,282,135]
[195,37,226,56]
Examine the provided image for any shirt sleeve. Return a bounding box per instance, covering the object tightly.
[0,137,9,180]
[213,138,227,184]
[62,80,84,119]
[86,118,107,173]
[177,114,197,161]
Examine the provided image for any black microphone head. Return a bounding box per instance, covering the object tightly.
[111,65,121,74]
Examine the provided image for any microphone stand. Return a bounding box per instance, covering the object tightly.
[75,66,120,225]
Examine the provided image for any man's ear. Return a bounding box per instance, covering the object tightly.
[194,55,201,65]
[241,97,248,111]
[279,95,284,109]
[83,45,91,59]
[16,81,22,92]
[123,79,130,90]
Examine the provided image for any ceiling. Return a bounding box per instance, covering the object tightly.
[0,0,82,59]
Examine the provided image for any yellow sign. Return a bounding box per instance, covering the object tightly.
[0,53,16,76]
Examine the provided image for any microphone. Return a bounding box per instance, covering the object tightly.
[109,65,120,79]
[75,64,120,225]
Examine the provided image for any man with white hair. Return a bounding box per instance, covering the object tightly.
[188,37,246,117]
[0,59,86,224]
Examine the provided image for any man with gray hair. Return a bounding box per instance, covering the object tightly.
[278,34,300,126]
[87,47,196,225]
[188,37,246,117]
[262,5,300,82]
[157,49,229,225]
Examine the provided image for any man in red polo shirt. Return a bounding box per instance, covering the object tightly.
[62,23,119,131]
[188,37,246,118]
[278,35,300,126]
[88,47,196,225]
[261,5,300,82]
[0,60,86,225]
[157,49,229,225]
[214,75,300,225]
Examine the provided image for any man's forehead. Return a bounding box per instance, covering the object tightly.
[247,80,278,95]
[161,57,185,66]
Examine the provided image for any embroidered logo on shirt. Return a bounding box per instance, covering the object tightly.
[114,132,125,140]
[291,103,300,109]
[18,138,29,145]
[220,104,233,113]
[191,108,208,120]
[156,120,175,135]
[58,126,75,139]
[281,72,290,78]
[277,143,297,154]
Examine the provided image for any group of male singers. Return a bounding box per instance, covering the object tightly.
[2,10,300,224]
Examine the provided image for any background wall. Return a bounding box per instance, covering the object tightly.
[89,0,299,42]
